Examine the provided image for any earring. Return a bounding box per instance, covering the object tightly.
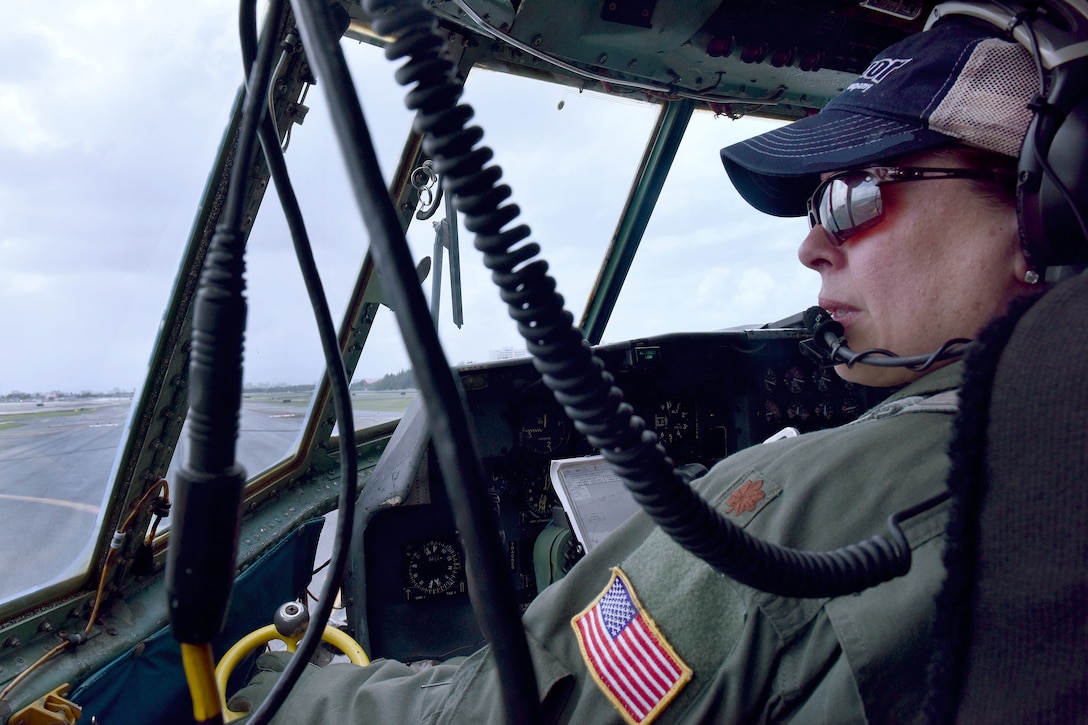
[1024,270,1041,285]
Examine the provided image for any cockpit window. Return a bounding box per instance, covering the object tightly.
[608,111,815,339]
[347,68,661,422]
[0,5,241,605]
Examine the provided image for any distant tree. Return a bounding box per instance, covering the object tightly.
[365,368,417,391]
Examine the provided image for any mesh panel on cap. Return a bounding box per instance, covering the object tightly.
[929,38,1037,157]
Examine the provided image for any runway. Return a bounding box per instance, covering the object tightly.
[0,392,412,604]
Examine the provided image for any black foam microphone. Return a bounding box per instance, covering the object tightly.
[802,306,848,365]
[800,306,973,370]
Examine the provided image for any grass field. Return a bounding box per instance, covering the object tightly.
[242,390,418,415]
[0,408,92,432]
[349,391,418,412]
[0,408,88,421]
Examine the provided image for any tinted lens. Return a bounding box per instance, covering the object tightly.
[809,172,883,244]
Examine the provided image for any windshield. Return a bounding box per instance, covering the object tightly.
[609,110,814,339]
[0,5,241,602]
[1,4,815,608]
[352,69,814,378]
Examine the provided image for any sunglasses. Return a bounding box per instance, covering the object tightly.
[806,166,1017,245]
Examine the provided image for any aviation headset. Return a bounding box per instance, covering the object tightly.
[928,1,1088,278]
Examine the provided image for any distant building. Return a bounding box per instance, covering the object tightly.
[489,346,528,361]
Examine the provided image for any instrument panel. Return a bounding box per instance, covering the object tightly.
[354,328,890,661]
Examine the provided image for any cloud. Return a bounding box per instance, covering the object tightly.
[3,3,816,395]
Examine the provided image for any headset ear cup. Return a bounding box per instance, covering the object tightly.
[1017,60,1088,270]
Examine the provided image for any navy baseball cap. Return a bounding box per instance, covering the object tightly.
[720,19,1037,217]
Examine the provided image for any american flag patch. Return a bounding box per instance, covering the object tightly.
[572,568,692,725]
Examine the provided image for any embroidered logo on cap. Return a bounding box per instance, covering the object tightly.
[845,56,913,92]
[572,568,692,725]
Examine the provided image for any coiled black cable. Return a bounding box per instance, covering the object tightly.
[289,1,539,723]
[365,0,940,600]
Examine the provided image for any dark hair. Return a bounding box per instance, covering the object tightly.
[933,145,1018,208]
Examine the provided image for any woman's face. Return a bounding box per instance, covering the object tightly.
[797,149,1031,387]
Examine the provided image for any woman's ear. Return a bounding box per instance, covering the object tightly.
[1000,204,1038,287]
[1011,237,1044,286]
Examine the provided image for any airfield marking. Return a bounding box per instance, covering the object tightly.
[0,493,99,514]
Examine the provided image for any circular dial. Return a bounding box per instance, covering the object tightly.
[763,399,782,426]
[523,472,554,520]
[787,400,810,422]
[518,402,572,455]
[489,467,511,497]
[784,366,806,394]
[405,539,462,596]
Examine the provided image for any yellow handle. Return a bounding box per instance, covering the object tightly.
[216,624,369,722]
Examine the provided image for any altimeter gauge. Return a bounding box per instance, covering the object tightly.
[405,538,463,598]
[518,401,572,455]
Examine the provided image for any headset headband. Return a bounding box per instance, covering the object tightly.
[929,1,1088,275]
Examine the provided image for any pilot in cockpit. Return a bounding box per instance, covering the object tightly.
[232,18,1043,723]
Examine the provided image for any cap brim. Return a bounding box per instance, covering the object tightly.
[721,109,953,217]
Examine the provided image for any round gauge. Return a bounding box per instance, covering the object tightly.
[489,467,511,497]
[654,400,693,445]
[405,539,462,596]
[815,400,837,421]
[518,402,572,455]
[523,473,554,520]
[764,399,782,426]
[784,366,806,394]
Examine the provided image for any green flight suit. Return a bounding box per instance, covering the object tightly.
[267,363,960,723]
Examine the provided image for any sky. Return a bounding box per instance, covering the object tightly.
[0,2,816,395]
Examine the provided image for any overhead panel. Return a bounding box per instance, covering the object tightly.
[432,0,940,117]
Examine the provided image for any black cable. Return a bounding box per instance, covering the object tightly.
[239,0,258,80]
[235,5,359,723]
[364,0,936,599]
[801,306,973,371]
[287,2,539,723]
[166,0,283,655]
[842,338,973,371]
[858,339,971,370]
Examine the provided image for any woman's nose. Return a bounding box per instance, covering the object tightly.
[798,224,843,272]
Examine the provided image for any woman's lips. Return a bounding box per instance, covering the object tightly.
[820,301,860,328]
